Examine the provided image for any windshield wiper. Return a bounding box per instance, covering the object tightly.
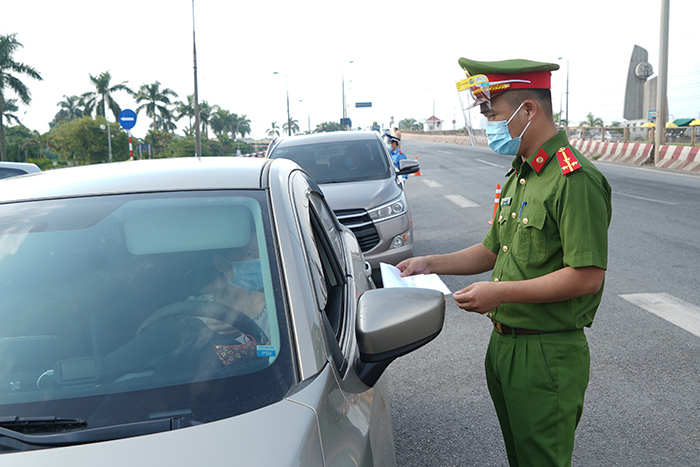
[0,416,87,433]
[0,417,196,447]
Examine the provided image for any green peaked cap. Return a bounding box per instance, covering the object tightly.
[458,58,559,75]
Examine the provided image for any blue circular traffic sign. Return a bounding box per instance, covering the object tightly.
[118,109,137,130]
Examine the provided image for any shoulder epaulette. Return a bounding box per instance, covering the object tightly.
[555,147,582,175]
[505,168,516,178]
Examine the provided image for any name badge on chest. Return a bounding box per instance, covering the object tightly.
[501,197,512,207]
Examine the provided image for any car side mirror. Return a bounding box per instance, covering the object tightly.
[397,159,419,176]
[354,287,445,386]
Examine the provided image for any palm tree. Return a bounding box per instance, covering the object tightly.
[210,108,235,140]
[50,95,84,127]
[2,98,20,125]
[399,118,416,130]
[134,81,178,132]
[198,101,216,139]
[582,112,604,127]
[81,71,133,121]
[283,118,300,135]
[175,94,195,135]
[0,33,43,161]
[235,115,251,139]
[267,122,280,138]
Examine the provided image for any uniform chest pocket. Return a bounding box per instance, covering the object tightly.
[513,208,547,263]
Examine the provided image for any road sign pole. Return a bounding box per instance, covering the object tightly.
[128,130,133,160]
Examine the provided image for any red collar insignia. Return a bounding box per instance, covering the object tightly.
[556,147,582,175]
[530,148,549,174]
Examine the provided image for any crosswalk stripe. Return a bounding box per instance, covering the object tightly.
[619,293,700,338]
[444,195,479,208]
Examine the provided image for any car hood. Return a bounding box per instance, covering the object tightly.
[319,178,401,211]
[1,400,322,466]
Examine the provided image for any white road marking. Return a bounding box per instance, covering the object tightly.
[421,179,443,188]
[613,191,677,205]
[477,159,505,168]
[620,293,700,337]
[444,195,479,208]
[437,150,453,155]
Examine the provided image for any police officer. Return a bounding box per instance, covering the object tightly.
[397,58,612,467]
[387,134,408,178]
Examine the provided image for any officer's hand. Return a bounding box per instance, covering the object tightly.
[396,257,430,277]
[452,282,502,314]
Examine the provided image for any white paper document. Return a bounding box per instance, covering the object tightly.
[380,262,452,295]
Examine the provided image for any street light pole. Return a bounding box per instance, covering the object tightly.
[558,57,569,130]
[192,0,202,159]
[104,92,113,163]
[655,0,670,164]
[286,74,291,136]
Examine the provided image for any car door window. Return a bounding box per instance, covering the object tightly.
[291,173,347,367]
[308,190,346,277]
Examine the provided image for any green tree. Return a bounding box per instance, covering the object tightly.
[2,98,20,125]
[50,95,84,128]
[134,81,178,132]
[582,112,603,127]
[0,33,43,161]
[267,122,280,138]
[235,115,251,139]
[50,116,128,165]
[198,101,215,139]
[175,94,196,135]
[210,108,235,140]
[314,121,341,132]
[81,71,133,121]
[283,118,300,135]
[144,129,174,158]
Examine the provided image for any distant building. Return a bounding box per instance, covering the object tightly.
[425,116,442,131]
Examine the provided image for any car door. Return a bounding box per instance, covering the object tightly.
[290,171,396,466]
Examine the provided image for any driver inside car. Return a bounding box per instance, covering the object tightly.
[187,232,269,344]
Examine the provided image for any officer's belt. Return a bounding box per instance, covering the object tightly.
[492,320,566,335]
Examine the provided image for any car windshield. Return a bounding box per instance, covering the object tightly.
[270,139,392,183]
[0,190,294,446]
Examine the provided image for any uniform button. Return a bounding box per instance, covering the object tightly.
[503,245,508,252]
[522,217,529,224]
[511,212,517,218]
[498,215,503,222]
[519,178,526,185]
[487,312,493,319]
[494,278,500,282]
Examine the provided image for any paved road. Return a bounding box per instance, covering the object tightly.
[386,140,700,466]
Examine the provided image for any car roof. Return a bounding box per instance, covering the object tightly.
[0,161,41,173]
[272,131,383,149]
[0,157,273,203]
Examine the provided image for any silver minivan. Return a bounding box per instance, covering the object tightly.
[268,132,419,283]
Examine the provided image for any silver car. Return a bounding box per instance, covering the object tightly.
[267,132,419,283]
[0,161,40,179]
[0,157,444,465]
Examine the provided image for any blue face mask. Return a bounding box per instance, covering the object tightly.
[485,102,531,156]
[219,257,264,292]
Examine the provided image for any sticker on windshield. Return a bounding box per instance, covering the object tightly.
[257,345,277,357]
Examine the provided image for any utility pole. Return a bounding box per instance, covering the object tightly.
[104,92,113,162]
[655,0,670,164]
[192,0,202,159]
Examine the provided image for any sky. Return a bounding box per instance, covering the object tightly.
[4,0,700,140]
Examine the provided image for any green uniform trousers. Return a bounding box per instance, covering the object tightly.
[485,328,590,467]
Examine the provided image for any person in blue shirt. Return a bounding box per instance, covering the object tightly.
[387,135,408,178]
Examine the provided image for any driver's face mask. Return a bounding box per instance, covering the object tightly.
[214,256,264,292]
[485,102,531,156]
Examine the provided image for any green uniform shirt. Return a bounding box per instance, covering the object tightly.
[482,131,612,331]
